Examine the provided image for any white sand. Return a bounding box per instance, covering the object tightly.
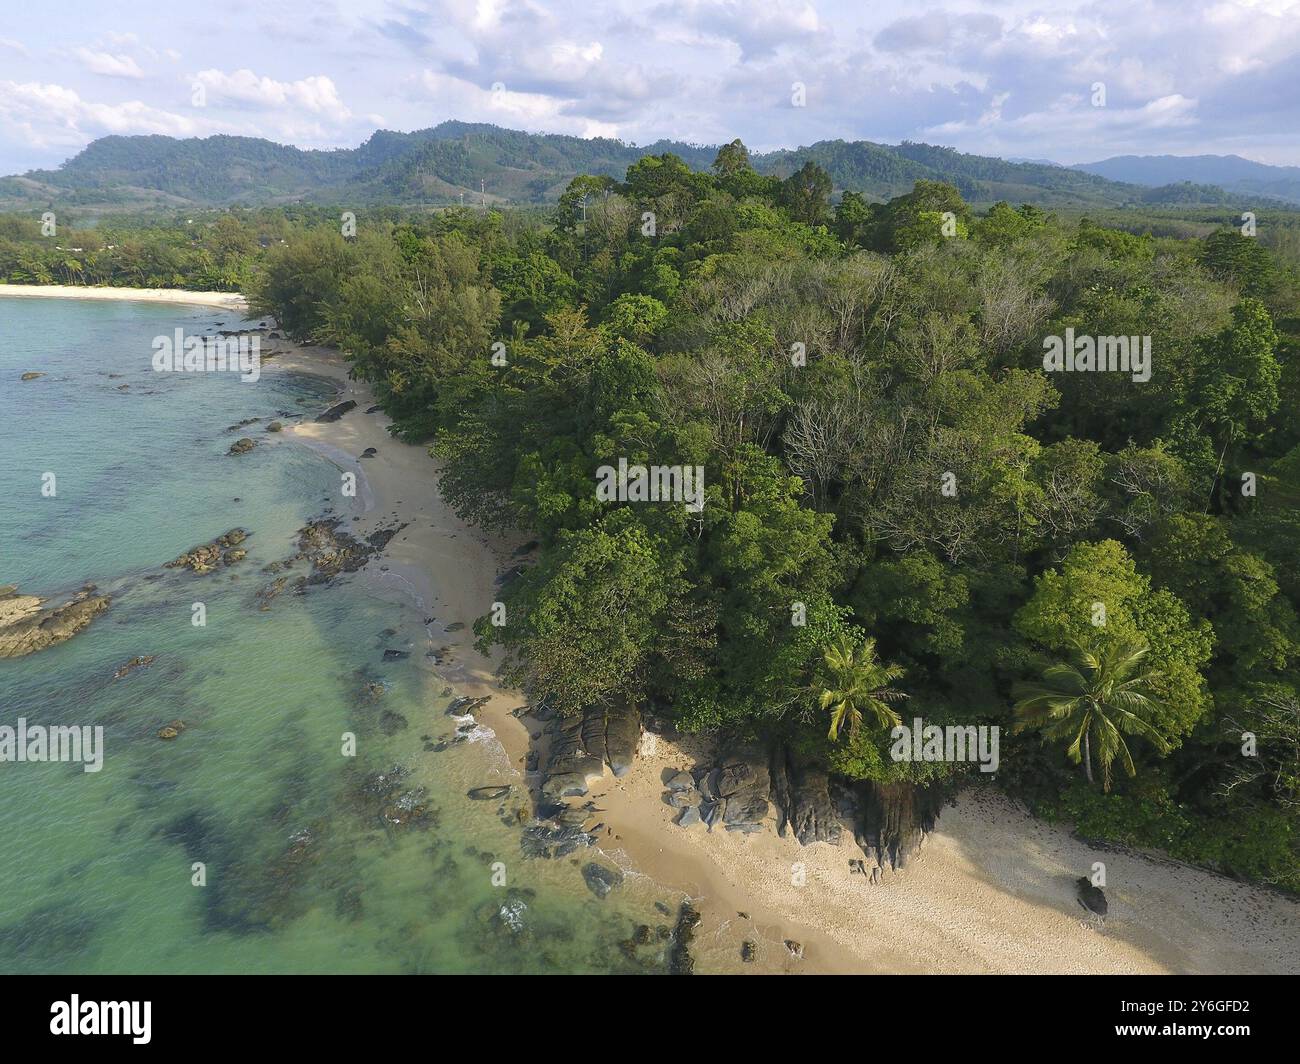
[262,340,1300,975]
[0,283,248,311]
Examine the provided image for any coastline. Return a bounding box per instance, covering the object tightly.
[270,343,1300,976]
[0,283,248,311]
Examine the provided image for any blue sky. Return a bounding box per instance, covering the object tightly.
[1,0,1297,174]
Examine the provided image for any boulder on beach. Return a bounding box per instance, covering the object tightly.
[1076,877,1108,916]
[315,400,357,423]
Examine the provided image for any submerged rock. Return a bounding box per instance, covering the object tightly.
[467,785,511,801]
[520,823,595,860]
[157,720,186,740]
[669,903,701,975]
[581,862,624,899]
[113,655,156,679]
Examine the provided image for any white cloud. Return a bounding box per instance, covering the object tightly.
[193,69,351,117]
[74,48,145,79]
[0,81,204,152]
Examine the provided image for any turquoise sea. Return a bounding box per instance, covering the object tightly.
[0,296,694,974]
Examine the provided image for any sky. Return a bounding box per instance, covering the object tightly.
[0,0,1297,175]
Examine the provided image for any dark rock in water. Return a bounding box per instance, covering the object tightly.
[467,785,512,801]
[379,710,408,735]
[581,862,623,899]
[382,649,409,661]
[446,695,489,717]
[360,447,378,458]
[315,400,357,423]
[266,421,283,432]
[520,823,595,860]
[228,437,256,455]
[157,719,186,740]
[669,903,701,975]
[1076,877,1108,916]
[113,654,156,679]
[365,404,383,414]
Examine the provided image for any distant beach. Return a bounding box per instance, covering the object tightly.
[0,283,247,311]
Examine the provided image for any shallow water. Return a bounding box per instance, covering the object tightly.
[0,297,691,974]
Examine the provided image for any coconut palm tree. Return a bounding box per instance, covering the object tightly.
[1013,637,1171,791]
[810,634,908,741]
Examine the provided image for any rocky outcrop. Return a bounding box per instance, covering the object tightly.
[227,437,256,455]
[296,518,379,583]
[850,781,943,871]
[165,529,249,574]
[541,701,642,800]
[770,744,842,846]
[0,585,110,658]
[698,751,771,834]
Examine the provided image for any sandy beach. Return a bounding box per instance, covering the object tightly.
[267,341,1300,976]
[0,283,248,311]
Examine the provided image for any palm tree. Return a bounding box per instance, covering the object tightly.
[809,634,908,741]
[1013,637,1171,791]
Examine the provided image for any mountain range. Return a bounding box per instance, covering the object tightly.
[1073,154,1300,207]
[2,121,1295,213]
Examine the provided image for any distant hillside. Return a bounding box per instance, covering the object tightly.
[0,122,1284,213]
[1075,154,1300,206]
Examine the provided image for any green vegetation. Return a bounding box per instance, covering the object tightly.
[10,135,1296,891]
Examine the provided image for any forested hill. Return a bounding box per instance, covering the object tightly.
[1076,154,1300,206]
[1,120,1262,212]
